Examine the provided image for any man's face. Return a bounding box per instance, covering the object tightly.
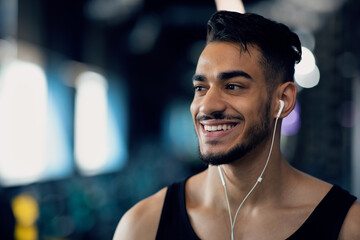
[190,42,272,165]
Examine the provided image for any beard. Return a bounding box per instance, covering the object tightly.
[198,100,271,166]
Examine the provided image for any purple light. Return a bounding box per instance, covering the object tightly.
[281,102,301,136]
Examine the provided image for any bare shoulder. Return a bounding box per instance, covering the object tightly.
[339,200,360,240]
[294,169,360,239]
[113,187,167,240]
[290,168,333,200]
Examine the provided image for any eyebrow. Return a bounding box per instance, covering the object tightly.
[192,74,206,82]
[192,70,253,82]
[218,70,253,80]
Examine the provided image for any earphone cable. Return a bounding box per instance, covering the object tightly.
[218,115,280,240]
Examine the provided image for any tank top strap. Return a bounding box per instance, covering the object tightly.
[287,185,357,240]
[156,178,200,240]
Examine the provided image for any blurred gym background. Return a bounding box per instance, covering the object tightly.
[0,0,359,239]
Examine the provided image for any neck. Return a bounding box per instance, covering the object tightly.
[205,136,288,211]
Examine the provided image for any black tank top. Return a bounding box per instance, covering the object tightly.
[156,179,356,240]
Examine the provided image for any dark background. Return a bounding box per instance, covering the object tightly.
[0,0,359,239]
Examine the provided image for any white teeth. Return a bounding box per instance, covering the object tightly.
[204,124,235,132]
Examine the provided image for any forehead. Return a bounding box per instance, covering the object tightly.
[195,42,265,82]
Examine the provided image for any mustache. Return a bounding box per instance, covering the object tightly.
[196,112,244,122]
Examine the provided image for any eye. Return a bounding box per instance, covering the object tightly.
[226,84,243,90]
[194,85,206,92]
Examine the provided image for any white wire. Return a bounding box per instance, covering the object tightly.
[223,183,233,239]
[218,116,280,240]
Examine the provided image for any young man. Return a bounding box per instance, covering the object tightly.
[114,3,360,240]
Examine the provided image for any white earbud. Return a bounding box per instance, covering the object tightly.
[277,100,285,118]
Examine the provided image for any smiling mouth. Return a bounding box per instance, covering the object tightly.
[203,124,237,132]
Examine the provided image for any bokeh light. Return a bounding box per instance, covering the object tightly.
[0,60,47,186]
[75,71,109,175]
[295,64,320,88]
[295,46,320,89]
[281,101,301,136]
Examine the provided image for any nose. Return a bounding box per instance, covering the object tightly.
[199,86,226,116]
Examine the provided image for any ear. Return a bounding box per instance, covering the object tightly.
[274,81,297,119]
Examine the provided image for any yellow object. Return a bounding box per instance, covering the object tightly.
[11,194,39,240]
[14,225,38,240]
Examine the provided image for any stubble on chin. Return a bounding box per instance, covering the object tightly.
[198,114,271,166]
